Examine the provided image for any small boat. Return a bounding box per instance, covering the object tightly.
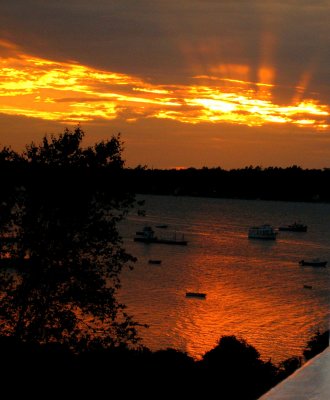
[299,259,327,267]
[279,222,307,232]
[148,259,162,264]
[186,292,206,299]
[248,224,277,240]
[303,284,313,289]
[155,224,168,229]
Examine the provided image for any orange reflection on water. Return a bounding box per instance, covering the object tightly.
[170,245,327,363]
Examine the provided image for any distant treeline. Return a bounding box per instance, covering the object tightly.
[123,166,330,202]
[3,159,330,202]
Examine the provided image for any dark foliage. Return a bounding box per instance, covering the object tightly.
[0,127,143,352]
[0,333,307,398]
[0,329,327,397]
[277,356,302,381]
[197,335,279,399]
[303,329,329,360]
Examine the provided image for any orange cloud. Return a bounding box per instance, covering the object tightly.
[0,42,328,130]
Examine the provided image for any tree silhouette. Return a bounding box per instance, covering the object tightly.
[303,329,329,360]
[0,127,142,351]
[199,335,278,399]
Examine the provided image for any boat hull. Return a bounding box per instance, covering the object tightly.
[134,237,187,245]
[134,225,187,245]
[186,292,206,299]
[248,224,277,240]
[279,225,307,232]
[248,235,276,240]
[299,260,327,267]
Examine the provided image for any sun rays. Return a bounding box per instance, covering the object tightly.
[0,42,328,130]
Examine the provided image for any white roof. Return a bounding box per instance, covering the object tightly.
[259,347,330,400]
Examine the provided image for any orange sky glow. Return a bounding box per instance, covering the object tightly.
[0,43,328,131]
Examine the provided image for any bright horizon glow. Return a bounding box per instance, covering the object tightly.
[0,45,328,130]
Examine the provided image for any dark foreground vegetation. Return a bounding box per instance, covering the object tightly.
[0,127,328,397]
[0,330,328,397]
[124,165,330,202]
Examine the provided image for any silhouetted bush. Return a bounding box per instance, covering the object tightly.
[1,331,328,398]
[197,336,279,399]
[303,329,329,360]
[277,356,302,381]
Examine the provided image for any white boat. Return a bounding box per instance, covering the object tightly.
[248,224,277,240]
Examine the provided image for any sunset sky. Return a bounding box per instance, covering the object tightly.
[0,1,329,169]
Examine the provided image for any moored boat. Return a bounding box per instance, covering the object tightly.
[186,292,206,299]
[248,224,277,240]
[299,259,327,267]
[134,226,188,245]
[279,222,307,232]
[303,284,313,289]
[148,259,162,264]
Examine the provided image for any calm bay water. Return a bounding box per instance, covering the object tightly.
[119,195,330,364]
